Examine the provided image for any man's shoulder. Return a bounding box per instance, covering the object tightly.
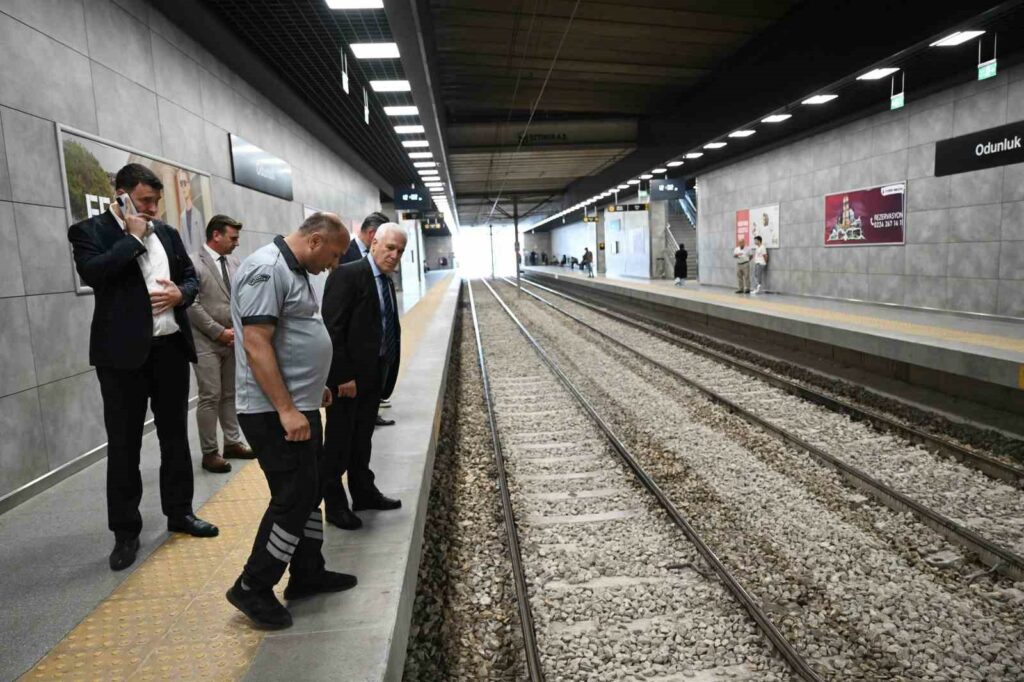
[70,212,115,235]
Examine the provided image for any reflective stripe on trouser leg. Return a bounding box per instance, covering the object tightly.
[304,509,324,541]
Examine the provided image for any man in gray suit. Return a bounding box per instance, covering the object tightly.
[187,215,253,473]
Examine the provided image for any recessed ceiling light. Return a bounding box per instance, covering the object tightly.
[617,184,629,189]
[802,94,837,105]
[430,188,445,193]
[667,161,684,167]
[930,30,985,47]
[408,151,432,158]
[351,43,400,59]
[394,124,425,134]
[857,67,900,80]
[414,161,437,168]
[652,167,667,173]
[326,0,384,8]
[728,130,756,138]
[385,105,419,116]
[761,114,792,123]
[371,80,411,92]
[685,152,703,159]
[640,174,653,180]
[424,183,443,188]
[419,169,439,175]
[704,142,727,149]
[402,140,429,148]
[627,179,640,185]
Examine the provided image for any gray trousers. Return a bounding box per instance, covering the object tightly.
[753,263,767,289]
[193,344,242,455]
[736,261,751,291]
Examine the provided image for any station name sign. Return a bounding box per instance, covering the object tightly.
[935,121,1024,176]
[230,134,293,200]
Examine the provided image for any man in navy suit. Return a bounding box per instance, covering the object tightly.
[68,163,218,572]
[341,211,390,264]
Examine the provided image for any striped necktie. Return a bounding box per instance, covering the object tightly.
[379,274,398,366]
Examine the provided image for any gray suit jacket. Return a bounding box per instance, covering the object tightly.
[187,248,239,353]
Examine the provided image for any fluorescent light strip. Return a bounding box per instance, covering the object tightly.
[728,130,756,138]
[652,167,667,173]
[402,140,429,148]
[704,142,727,149]
[414,161,437,168]
[802,94,837,105]
[351,43,400,59]
[394,125,425,134]
[640,174,653,180]
[667,161,684,167]
[930,30,984,47]
[627,179,640,185]
[408,151,432,158]
[685,152,703,159]
[761,114,791,123]
[384,106,419,116]
[857,67,899,80]
[370,80,411,92]
[419,170,439,175]
[326,0,384,8]
[617,184,629,189]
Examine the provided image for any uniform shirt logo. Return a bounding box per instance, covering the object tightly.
[247,273,271,286]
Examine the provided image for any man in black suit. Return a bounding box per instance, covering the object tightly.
[321,223,407,530]
[68,163,219,572]
[341,211,390,264]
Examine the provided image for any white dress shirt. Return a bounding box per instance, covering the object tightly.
[109,206,179,337]
[355,235,369,258]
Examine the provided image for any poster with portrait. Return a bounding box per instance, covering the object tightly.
[824,182,905,247]
[749,204,780,249]
[58,125,214,292]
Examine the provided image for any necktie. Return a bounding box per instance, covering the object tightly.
[379,274,398,366]
[218,256,231,293]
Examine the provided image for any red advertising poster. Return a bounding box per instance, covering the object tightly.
[824,182,906,247]
[735,209,750,246]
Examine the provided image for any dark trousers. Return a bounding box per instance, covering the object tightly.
[96,333,193,540]
[321,363,388,513]
[238,411,325,591]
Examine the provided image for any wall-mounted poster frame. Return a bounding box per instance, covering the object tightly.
[823,181,906,247]
[57,124,214,294]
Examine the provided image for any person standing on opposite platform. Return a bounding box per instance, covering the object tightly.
[187,215,254,474]
[320,223,407,531]
[226,212,356,629]
[581,247,595,277]
[751,235,768,295]
[674,244,688,286]
[68,163,219,572]
[733,238,752,293]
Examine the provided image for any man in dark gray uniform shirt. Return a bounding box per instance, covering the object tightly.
[225,212,355,629]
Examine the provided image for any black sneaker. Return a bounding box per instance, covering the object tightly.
[226,578,292,629]
[284,571,358,601]
[109,536,140,571]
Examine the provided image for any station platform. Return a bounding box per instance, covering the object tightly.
[521,266,1024,420]
[0,272,461,682]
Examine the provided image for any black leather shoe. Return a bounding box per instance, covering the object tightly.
[353,495,401,511]
[375,414,395,426]
[226,579,292,629]
[284,570,358,601]
[109,536,140,571]
[326,508,363,530]
[167,514,219,537]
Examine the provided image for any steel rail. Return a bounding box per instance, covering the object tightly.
[478,279,825,682]
[516,274,1024,488]
[467,281,545,682]
[504,277,1024,582]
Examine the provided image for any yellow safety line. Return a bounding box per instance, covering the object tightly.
[21,274,456,682]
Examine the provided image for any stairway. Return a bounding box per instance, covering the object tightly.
[667,199,698,279]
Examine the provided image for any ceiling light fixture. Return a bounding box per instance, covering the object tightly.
[351,43,400,59]
[394,124,425,134]
[704,142,727,149]
[802,94,838,105]
[667,161,684,167]
[761,114,792,123]
[385,105,418,116]
[402,140,429,148]
[930,30,985,47]
[728,130,756,138]
[408,151,432,158]
[414,161,437,168]
[627,179,640,185]
[640,174,653,180]
[419,169,439,175]
[685,152,703,159]
[326,0,384,8]
[370,80,411,92]
[617,184,629,189]
[857,67,900,80]
[652,167,667,173]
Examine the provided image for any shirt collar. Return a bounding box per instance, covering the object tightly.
[356,235,369,256]
[274,235,305,273]
[108,204,126,231]
[368,252,382,278]
[203,243,223,262]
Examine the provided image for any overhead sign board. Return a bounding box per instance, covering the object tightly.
[230,134,293,200]
[935,121,1024,176]
[394,183,431,210]
[650,178,684,200]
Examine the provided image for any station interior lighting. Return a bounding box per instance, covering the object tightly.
[761,113,792,123]
[930,30,985,47]
[408,151,432,158]
[667,161,684,167]
[627,179,640,185]
[418,169,439,175]
[652,167,667,173]
[351,43,400,59]
[394,124,425,134]
[384,105,418,116]
[802,94,838,105]
[685,152,703,159]
[704,142,727,149]
[857,67,900,80]
[728,130,756,137]
[326,0,384,8]
[370,80,411,92]
[414,161,436,168]
[640,173,653,180]
[402,140,429,147]
[617,184,629,189]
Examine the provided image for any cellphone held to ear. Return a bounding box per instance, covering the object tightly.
[116,193,155,238]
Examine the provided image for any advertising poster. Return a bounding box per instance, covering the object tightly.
[824,182,905,247]
[735,209,750,246]
[749,203,780,248]
[60,127,214,292]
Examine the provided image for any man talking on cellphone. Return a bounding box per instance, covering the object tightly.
[67,163,218,572]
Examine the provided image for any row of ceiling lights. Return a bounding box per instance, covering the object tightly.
[326,0,454,224]
[534,29,988,229]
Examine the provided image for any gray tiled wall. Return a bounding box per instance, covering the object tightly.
[0,0,382,498]
[697,63,1024,319]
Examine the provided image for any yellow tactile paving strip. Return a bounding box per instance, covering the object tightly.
[20,274,456,682]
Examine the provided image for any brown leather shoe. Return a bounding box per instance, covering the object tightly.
[202,453,232,473]
[223,443,255,459]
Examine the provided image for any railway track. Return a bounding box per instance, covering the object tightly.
[508,277,1024,582]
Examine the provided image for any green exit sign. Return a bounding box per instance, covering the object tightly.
[890,92,904,110]
[978,59,997,81]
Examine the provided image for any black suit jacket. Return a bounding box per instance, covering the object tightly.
[340,237,364,265]
[322,258,401,399]
[68,212,199,369]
